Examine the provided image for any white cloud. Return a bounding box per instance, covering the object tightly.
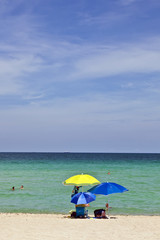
[0,0,160,100]
[80,11,128,26]
[120,0,137,6]
[1,34,160,99]
[69,41,160,80]
[0,53,44,95]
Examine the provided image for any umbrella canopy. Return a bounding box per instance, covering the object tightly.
[88,182,128,195]
[63,174,100,186]
[71,192,96,205]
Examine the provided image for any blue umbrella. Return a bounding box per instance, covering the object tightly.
[71,192,96,205]
[88,182,128,217]
[88,182,128,195]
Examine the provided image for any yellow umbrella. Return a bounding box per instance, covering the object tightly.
[63,173,100,186]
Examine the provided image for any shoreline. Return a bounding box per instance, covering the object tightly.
[1,212,160,217]
[0,212,160,217]
[0,213,159,240]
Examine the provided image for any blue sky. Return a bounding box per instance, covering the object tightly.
[1,0,160,152]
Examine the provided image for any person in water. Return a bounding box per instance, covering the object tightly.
[20,185,24,189]
[11,186,15,191]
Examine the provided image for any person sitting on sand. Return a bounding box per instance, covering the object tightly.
[70,204,90,218]
[94,209,108,219]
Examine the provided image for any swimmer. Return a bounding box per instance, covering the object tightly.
[20,185,24,189]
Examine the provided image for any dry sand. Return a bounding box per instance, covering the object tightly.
[0,213,159,240]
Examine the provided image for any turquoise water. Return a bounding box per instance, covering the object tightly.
[0,153,159,215]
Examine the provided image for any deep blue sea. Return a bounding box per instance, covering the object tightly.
[0,152,159,215]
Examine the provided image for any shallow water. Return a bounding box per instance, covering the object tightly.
[0,152,159,215]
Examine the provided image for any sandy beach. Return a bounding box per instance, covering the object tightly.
[0,213,159,240]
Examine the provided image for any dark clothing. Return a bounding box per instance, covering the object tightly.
[94,209,108,219]
[71,186,81,197]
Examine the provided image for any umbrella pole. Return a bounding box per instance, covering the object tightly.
[108,198,109,217]
[106,197,110,218]
[107,171,110,218]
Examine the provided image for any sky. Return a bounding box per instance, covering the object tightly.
[0,0,160,153]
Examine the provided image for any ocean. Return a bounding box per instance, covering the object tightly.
[0,152,159,215]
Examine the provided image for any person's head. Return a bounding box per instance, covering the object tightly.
[94,209,102,218]
[106,203,109,209]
